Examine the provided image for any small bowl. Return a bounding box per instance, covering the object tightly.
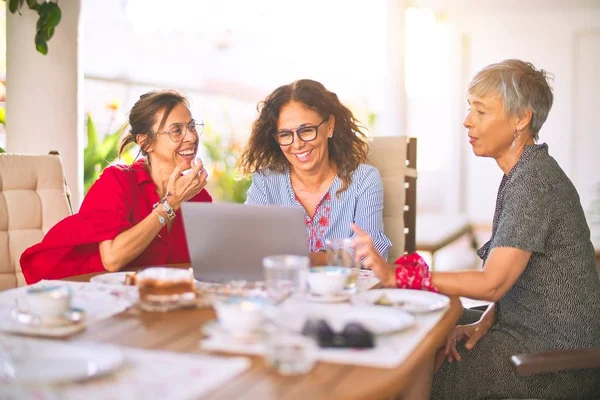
[308,267,351,296]
[24,285,72,318]
[213,296,268,334]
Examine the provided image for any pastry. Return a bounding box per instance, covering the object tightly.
[136,267,195,302]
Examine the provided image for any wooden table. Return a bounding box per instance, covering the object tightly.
[63,271,462,399]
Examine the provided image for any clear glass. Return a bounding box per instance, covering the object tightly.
[325,238,360,291]
[262,255,309,304]
[263,325,317,376]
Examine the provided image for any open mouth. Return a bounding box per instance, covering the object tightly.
[293,149,313,162]
[177,149,195,157]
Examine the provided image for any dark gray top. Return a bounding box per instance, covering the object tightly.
[477,143,600,350]
[432,144,600,400]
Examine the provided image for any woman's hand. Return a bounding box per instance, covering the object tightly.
[444,322,490,363]
[166,158,208,210]
[351,224,396,287]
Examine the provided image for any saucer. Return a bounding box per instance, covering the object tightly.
[11,307,86,328]
[202,320,264,344]
[304,292,350,303]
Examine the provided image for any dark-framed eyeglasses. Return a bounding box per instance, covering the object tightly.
[155,119,204,142]
[272,116,329,146]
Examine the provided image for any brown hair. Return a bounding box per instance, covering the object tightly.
[118,90,190,157]
[238,79,369,194]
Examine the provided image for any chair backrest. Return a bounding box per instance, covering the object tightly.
[368,136,417,261]
[0,152,72,289]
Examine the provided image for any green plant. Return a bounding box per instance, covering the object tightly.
[84,113,132,193]
[5,0,62,55]
[202,124,251,203]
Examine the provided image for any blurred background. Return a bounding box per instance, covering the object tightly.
[1,0,599,269]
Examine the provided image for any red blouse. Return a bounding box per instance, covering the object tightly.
[20,160,212,284]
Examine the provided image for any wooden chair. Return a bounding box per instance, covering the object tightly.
[367,136,417,260]
[511,348,600,375]
[0,151,72,289]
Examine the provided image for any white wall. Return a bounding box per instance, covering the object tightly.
[457,7,600,224]
[6,0,83,209]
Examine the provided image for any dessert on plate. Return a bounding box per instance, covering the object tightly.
[136,267,196,303]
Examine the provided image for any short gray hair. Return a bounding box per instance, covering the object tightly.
[467,59,554,141]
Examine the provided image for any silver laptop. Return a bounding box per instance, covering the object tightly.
[181,202,308,282]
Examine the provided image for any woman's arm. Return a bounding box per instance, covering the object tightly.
[99,210,165,272]
[478,302,496,329]
[431,246,532,301]
[352,166,391,259]
[100,161,206,272]
[353,224,532,301]
[309,251,328,266]
[245,171,269,205]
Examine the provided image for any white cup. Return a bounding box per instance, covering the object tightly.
[307,267,351,296]
[23,285,72,318]
[213,296,267,334]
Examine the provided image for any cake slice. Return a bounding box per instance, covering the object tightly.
[136,267,195,302]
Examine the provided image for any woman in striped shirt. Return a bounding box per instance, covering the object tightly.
[238,79,391,266]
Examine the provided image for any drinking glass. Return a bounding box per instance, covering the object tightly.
[262,255,309,304]
[325,238,360,291]
[263,324,317,376]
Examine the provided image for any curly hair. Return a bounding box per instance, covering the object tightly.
[238,79,369,194]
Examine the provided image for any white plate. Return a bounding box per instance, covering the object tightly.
[202,320,264,343]
[90,272,131,286]
[271,303,414,335]
[0,341,124,384]
[352,289,450,313]
[304,292,350,303]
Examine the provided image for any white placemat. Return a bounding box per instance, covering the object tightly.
[201,303,448,369]
[0,335,251,400]
[0,280,137,338]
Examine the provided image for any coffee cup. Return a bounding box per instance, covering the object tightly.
[213,296,267,334]
[307,267,350,296]
[23,285,72,318]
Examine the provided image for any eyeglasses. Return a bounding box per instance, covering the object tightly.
[272,116,329,146]
[154,119,204,142]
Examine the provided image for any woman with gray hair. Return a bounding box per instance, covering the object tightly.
[353,59,600,399]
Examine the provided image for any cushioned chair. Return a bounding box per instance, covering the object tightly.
[0,152,72,290]
[367,136,417,260]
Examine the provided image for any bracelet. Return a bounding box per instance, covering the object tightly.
[152,209,166,227]
[161,199,176,221]
[393,253,439,292]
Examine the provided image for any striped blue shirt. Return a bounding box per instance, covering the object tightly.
[245,164,391,260]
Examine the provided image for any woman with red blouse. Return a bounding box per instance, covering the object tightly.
[21,90,212,284]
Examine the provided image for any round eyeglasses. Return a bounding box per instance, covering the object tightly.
[272,116,329,146]
[154,119,204,142]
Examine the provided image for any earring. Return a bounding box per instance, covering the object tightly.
[511,129,521,149]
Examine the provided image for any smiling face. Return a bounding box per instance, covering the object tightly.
[144,103,199,170]
[463,93,519,159]
[276,101,333,174]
